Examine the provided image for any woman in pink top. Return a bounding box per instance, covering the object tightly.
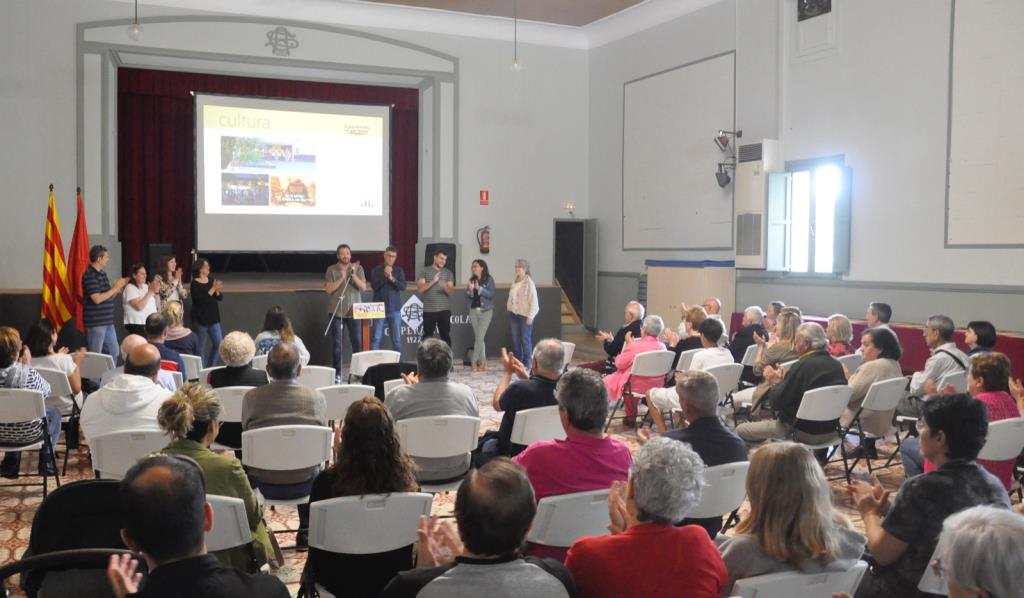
[923,352,1020,489]
[603,315,667,424]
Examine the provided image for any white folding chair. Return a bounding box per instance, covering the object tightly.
[938,370,968,393]
[181,354,203,381]
[383,379,406,397]
[209,386,253,451]
[0,389,61,497]
[206,495,253,552]
[318,384,375,424]
[251,354,268,370]
[35,366,82,475]
[675,348,703,372]
[298,365,335,390]
[606,350,675,432]
[561,341,576,371]
[740,344,758,367]
[845,377,908,472]
[707,363,743,403]
[349,350,401,382]
[198,366,225,386]
[170,370,184,389]
[526,489,610,548]
[732,561,868,598]
[79,352,115,380]
[89,429,169,479]
[687,461,750,531]
[978,417,1024,461]
[793,385,854,482]
[509,405,565,447]
[241,426,333,506]
[780,359,798,373]
[396,415,481,493]
[837,353,863,376]
[917,542,948,595]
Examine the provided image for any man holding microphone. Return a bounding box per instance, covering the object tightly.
[370,245,407,352]
[325,243,367,380]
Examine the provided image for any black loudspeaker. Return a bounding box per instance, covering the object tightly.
[146,243,174,276]
[423,243,457,284]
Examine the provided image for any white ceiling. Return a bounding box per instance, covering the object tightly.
[359,0,646,27]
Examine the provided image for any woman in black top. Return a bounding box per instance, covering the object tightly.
[190,258,224,366]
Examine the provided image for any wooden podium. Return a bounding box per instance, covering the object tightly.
[352,302,386,352]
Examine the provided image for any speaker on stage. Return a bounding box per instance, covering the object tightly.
[146,243,174,275]
[423,242,457,284]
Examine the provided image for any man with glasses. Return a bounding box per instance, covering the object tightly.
[370,245,407,352]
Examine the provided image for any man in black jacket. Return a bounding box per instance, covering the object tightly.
[736,322,846,446]
[577,301,644,374]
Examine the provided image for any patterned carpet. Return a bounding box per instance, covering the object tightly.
[0,358,980,597]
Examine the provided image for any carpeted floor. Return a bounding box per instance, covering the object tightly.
[0,356,995,597]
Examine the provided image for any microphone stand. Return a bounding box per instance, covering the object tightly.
[323,266,354,337]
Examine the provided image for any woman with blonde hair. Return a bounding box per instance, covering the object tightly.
[154,383,274,572]
[161,299,202,358]
[716,442,865,595]
[507,258,539,366]
[826,314,854,357]
[662,305,707,370]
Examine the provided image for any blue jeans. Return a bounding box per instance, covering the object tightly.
[258,474,317,531]
[900,436,925,478]
[372,311,403,352]
[329,315,362,376]
[86,325,119,362]
[509,314,533,365]
[193,322,223,367]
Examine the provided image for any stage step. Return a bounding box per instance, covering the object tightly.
[554,279,582,326]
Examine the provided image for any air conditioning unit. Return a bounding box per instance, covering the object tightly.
[734,139,782,269]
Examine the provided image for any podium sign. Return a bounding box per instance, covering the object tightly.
[353,302,386,320]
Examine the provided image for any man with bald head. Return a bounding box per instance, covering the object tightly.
[81,342,172,441]
[100,334,177,391]
[701,296,729,346]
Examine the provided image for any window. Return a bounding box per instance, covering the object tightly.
[766,157,851,274]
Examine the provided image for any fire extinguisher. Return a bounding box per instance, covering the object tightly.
[477,225,490,254]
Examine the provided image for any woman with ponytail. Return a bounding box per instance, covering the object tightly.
[153,383,274,572]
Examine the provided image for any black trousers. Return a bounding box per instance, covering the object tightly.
[421,310,451,346]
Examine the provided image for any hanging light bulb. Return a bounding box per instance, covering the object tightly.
[127,0,143,41]
[510,0,522,71]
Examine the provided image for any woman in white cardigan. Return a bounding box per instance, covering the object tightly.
[507,258,539,366]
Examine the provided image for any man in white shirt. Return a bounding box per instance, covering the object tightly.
[702,297,728,346]
[81,343,172,441]
[645,318,733,423]
[100,334,177,392]
[865,301,893,329]
[898,314,969,417]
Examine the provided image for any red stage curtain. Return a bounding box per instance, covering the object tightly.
[117,68,419,275]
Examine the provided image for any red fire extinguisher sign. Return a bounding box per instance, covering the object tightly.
[479,190,490,206]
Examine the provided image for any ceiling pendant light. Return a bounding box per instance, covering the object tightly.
[127,0,143,41]
[510,0,522,71]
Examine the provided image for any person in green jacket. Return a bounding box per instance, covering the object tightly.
[151,383,275,572]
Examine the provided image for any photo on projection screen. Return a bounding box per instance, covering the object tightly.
[195,94,391,252]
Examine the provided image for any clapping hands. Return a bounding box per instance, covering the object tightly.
[500,348,529,379]
[416,515,463,568]
[846,475,891,517]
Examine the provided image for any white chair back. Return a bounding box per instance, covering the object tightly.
[917,542,948,595]
[383,379,406,397]
[206,495,253,552]
[0,389,46,423]
[251,354,268,370]
[794,385,853,423]
[510,405,565,446]
[861,377,908,412]
[170,370,184,389]
[181,354,203,381]
[687,461,750,519]
[89,429,169,479]
[79,352,115,380]
[350,350,402,378]
[732,561,869,598]
[240,425,333,471]
[837,353,863,375]
[780,359,798,372]
[318,384,375,422]
[396,416,480,459]
[740,344,758,367]
[309,493,433,554]
[198,366,225,386]
[35,366,74,403]
[561,341,576,370]
[675,348,703,372]
[298,365,335,389]
[938,370,968,393]
[212,386,253,423]
[526,489,611,547]
[631,350,676,377]
[978,417,1024,461]
[706,363,743,399]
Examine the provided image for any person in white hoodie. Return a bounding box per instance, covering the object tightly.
[100,334,177,392]
[81,343,172,441]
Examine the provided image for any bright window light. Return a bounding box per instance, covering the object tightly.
[814,165,840,273]
[791,170,811,273]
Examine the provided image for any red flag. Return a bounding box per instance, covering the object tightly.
[68,188,91,333]
[42,186,73,330]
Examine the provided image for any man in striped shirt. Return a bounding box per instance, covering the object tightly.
[82,245,128,360]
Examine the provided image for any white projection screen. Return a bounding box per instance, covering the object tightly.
[195,94,391,252]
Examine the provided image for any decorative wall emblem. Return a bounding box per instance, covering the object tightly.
[265,26,299,57]
[401,295,424,333]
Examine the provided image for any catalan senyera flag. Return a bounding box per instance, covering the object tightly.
[42,187,73,331]
[67,188,91,332]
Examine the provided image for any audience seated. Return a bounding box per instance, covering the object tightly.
[900,315,969,415]
[578,301,644,374]
[385,338,479,483]
[855,302,892,355]
[0,326,60,477]
[100,335,177,392]
[160,300,202,358]
[153,384,273,572]
[515,368,632,560]
[253,306,311,364]
[841,327,904,459]
[382,458,575,598]
[25,318,84,415]
[641,370,747,536]
[827,314,854,357]
[964,320,997,356]
[144,313,186,373]
[902,352,1021,484]
[645,318,731,421]
[661,305,707,370]
[305,396,419,597]
[731,310,801,408]
[210,331,269,388]
[729,306,767,384]
[81,343,171,441]
[848,393,1011,597]
[566,437,726,598]
[701,297,728,346]
[479,340,564,464]
[736,322,847,448]
[764,300,786,336]
[717,442,865,595]
[106,455,288,598]
[935,505,1024,598]
[241,341,326,546]
[603,315,667,426]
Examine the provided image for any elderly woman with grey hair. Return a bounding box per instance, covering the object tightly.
[932,505,1024,598]
[565,437,728,597]
[603,314,667,427]
[507,258,539,365]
